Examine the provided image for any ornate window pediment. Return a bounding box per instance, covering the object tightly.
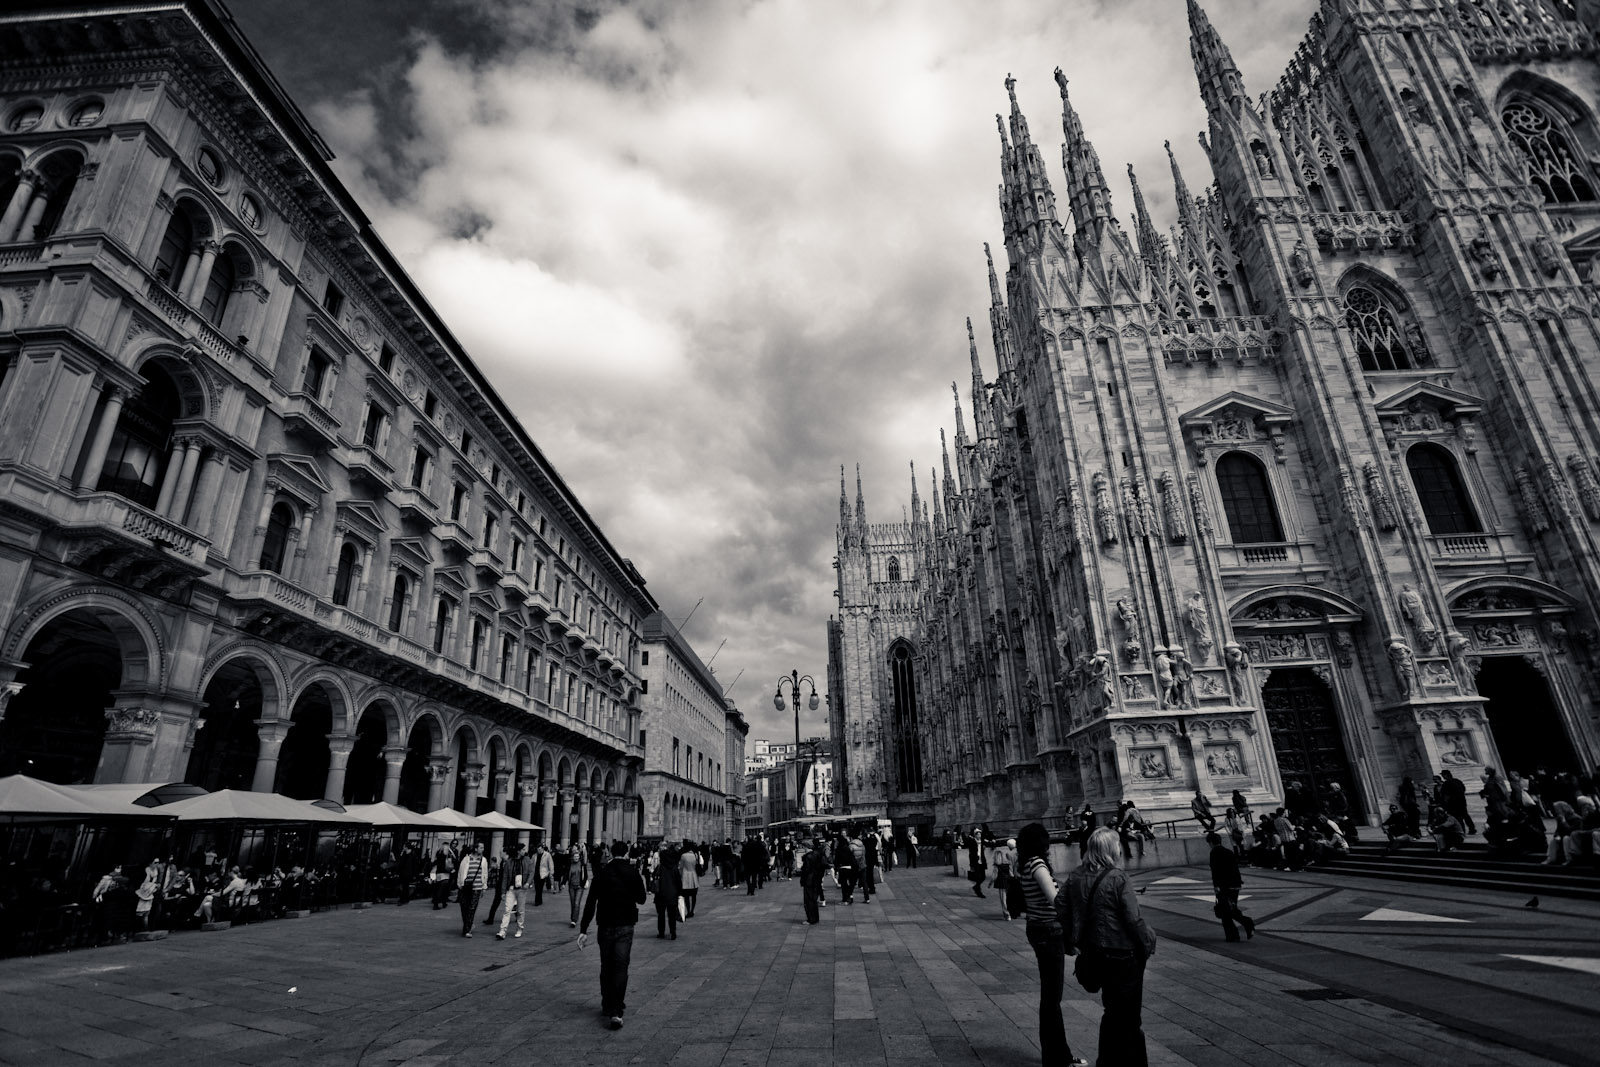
[1180,392,1293,462]
[264,452,330,509]
[334,499,385,546]
[1374,382,1482,440]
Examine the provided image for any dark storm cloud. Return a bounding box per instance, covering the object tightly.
[234,0,1310,740]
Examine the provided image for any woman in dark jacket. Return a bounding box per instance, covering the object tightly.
[1059,827,1156,1067]
[1015,823,1087,1066]
[653,845,681,939]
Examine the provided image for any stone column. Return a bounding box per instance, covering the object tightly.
[78,385,126,490]
[381,745,407,805]
[604,794,622,845]
[184,240,220,305]
[94,705,161,783]
[575,790,592,847]
[290,506,317,584]
[250,718,294,793]
[517,782,537,848]
[323,734,355,803]
[175,242,204,302]
[167,438,203,522]
[18,188,48,243]
[557,787,575,849]
[0,169,38,242]
[541,784,558,847]
[457,763,485,817]
[425,757,453,812]
[489,770,512,855]
[192,450,227,537]
[153,441,186,516]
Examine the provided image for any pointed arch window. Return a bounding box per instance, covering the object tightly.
[1216,452,1284,544]
[1406,443,1481,535]
[259,503,293,573]
[1502,98,1597,205]
[886,556,901,582]
[1342,285,1415,371]
[332,543,358,606]
[889,643,924,794]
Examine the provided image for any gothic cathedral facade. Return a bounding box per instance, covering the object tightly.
[830,0,1600,830]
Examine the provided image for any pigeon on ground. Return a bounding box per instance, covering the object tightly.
[1135,887,1147,895]
[1524,896,1540,909]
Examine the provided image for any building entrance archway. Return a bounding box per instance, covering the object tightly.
[276,686,333,799]
[188,661,264,791]
[1261,667,1361,818]
[0,611,122,782]
[1477,656,1578,774]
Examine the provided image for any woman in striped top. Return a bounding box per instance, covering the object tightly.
[1016,823,1087,1066]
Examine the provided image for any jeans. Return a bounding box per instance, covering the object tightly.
[1026,921,1074,1064]
[860,864,876,899]
[597,925,634,1017]
[457,888,482,934]
[569,881,585,925]
[1091,949,1147,1067]
[498,887,525,935]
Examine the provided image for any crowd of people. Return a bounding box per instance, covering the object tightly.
[1379,765,1600,865]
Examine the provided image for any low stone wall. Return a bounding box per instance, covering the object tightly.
[939,834,1210,881]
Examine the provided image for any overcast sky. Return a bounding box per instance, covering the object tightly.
[233,0,1312,743]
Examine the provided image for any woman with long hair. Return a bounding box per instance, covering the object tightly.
[1015,823,1087,1066]
[1059,826,1156,1067]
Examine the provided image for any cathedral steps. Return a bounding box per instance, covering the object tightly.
[1324,841,1600,902]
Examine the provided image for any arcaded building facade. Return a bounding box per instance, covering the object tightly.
[832,0,1600,830]
[636,612,732,843]
[0,0,653,847]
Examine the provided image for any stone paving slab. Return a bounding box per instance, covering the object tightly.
[0,866,1585,1066]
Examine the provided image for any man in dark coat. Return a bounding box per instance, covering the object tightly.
[798,835,830,924]
[652,845,681,939]
[1441,770,1476,834]
[577,839,648,1030]
[395,843,418,905]
[1208,832,1254,942]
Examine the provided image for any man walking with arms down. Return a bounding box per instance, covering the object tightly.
[496,843,533,940]
[576,839,648,1030]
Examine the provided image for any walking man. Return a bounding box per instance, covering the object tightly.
[1207,832,1254,941]
[497,843,534,939]
[576,839,648,1030]
[653,844,681,939]
[905,827,919,868]
[455,841,489,937]
[1441,770,1477,835]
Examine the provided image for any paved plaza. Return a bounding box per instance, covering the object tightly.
[1,862,1596,1067]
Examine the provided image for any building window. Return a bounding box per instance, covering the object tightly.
[525,650,539,692]
[361,402,385,448]
[423,390,437,418]
[332,543,358,606]
[890,642,925,793]
[433,599,451,654]
[673,738,680,776]
[1502,98,1597,204]
[886,556,901,582]
[410,446,429,489]
[641,679,648,693]
[510,537,524,572]
[388,573,410,633]
[322,279,344,317]
[196,146,223,186]
[68,100,104,127]
[377,342,395,373]
[199,249,236,325]
[566,673,578,713]
[534,558,545,590]
[303,347,332,399]
[1407,443,1481,535]
[239,194,262,232]
[500,636,515,684]
[641,650,649,666]
[451,483,468,522]
[1216,452,1285,544]
[153,210,193,288]
[546,662,559,704]
[1342,285,1414,372]
[483,512,498,549]
[461,431,473,457]
[470,618,487,671]
[9,104,43,132]
[259,502,293,573]
[96,364,179,508]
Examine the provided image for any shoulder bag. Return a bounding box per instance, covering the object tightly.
[1071,868,1113,993]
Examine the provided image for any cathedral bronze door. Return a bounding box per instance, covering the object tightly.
[1476,657,1578,774]
[1261,668,1361,818]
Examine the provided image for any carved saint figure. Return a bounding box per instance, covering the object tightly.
[1224,643,1250,701]
[1332,630,1356,667]
[1116,598,1138,630]
[1185,592,1215,662]
[1444,631,1477,695]
[1388,640,1416,698]
[1438,735,1476,766]
[1153,650,1175,708]
[1252,142,1274,177]
[1290,240,1314,287]
[1138,750,1169,779]
[1531,234,1562,278]
[1172,649,1195,708]
[1398,584,1439,651]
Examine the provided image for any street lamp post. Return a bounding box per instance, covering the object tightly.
[773,668,819,758]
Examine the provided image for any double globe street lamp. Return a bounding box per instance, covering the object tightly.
[773,669,820,753]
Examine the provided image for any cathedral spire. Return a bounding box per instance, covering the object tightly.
[854,463,868,545]
[909,460,921,541]
[1054,66,1117,249]
[1189,0,1249,119]
[931,459,945,528]
[985,244,1018,374]
[996,74,1058,252]
[967,317,996,442]
[952,381,968,446]
[1127,163,1164,264]
[839,464,851,541]
[984,241,1003,306]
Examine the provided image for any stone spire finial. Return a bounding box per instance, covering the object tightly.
[1188,0,1248,118]
[1055,64,1116,249]
[1127,163,1163,263]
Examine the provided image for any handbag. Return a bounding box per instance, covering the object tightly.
[676,896,687,921]
[1071,869,1113,994]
